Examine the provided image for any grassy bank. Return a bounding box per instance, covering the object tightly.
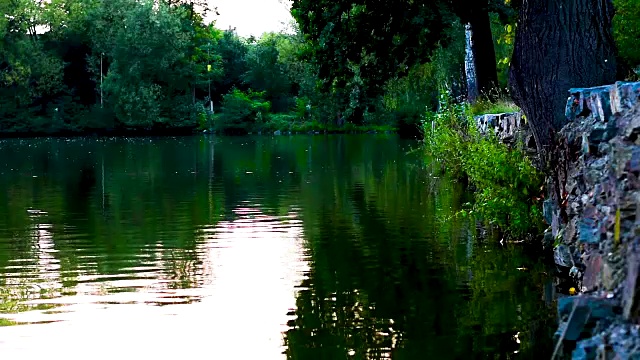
[0,117,397,139]
[424,92,544,239]
[204,111,397,135]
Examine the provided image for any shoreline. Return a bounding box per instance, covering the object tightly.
[0,126,400,140]
[546,81,640,358]
[469,82,640,358]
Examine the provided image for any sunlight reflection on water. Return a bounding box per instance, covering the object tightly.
[0,206,310,360]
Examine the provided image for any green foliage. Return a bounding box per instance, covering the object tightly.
[0,0,222,134]
[216,89,271,134]
[380,20,466,135]
[263,113,298,132]
[291,0,457,124]
[212,29,250,97]
[492,14,517,88]
[0,0,521,135]
[613,0,640,71]
[244,33,297,112]
[470,96,520,116]
[425,91,543,238]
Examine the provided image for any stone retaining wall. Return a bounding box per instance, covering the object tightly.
[547,81,640,359]
[473,111,536,151]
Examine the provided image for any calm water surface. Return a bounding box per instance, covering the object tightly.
[0,135,555,359]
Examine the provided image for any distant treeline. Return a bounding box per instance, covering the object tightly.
[1,0,638,136]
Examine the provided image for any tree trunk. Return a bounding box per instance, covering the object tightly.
[509,0,618,153]
[464,23,479,103]
[469,4,499,97]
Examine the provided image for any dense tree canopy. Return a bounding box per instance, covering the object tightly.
[291,0,455,89]
[290,0,457,122]
[0,0,636,138]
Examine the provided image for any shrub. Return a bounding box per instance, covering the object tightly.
[425,91,544,238]
[613,0,640,72]
[215,89,271,134]
[263,113,298,132]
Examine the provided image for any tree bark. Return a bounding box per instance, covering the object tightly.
[468,4,499,97]
[509,0,618,153]
[464,23,479,103]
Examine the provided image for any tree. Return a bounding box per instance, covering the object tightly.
[244,33,295,112]
[162,0,213,20]
[89,0,202,127]
[454,0,500,99]
[509,0,618,152]
[291,0,456,122]
[0,0,65,131]
[211,30,249,101]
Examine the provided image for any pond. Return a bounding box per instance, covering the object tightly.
[0,135,556,359]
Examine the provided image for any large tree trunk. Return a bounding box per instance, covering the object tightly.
[509,0,618,153]
[468,3,499,97]
[456,0,499,100]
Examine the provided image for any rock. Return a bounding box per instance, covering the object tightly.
[579,217,601,244]
[567,86,615,122]
[565,217,578,242]
[555,244,574,269]
[598,141,611,156]
[554,81,640,357]
[570,265,582,279]
[621,104,640,141]
[623,249,640,321]
[573,335,605,360]
[612,82,640,114]
[590,87,613,123]
[630,147,640,174]
[544,199,555,225]
[559,296,617,321]
[552,209,561,237]
[543,228,555,249]
[590,120,617,144]
[273,130,282,136]
[602,261,616,291]
[565,304,592,341]
[583,254,603,291]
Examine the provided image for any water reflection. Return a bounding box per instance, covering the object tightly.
[0,136,555,359]
[200,204,309,357]
[0,203,310,359]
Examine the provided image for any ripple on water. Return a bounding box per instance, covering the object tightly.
[0,136,556,359]
[0,198,311,360]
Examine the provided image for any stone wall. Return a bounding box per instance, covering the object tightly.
[548,81,640,358]
[473,111,537,152]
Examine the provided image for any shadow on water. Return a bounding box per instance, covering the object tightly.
[0,135,556,359]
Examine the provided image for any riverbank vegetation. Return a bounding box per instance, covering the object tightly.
[425,91,544,238]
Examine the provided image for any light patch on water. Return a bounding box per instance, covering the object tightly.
[197,208,310,358]
[0,206,310,360]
